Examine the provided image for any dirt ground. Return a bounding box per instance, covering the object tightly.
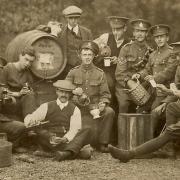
[0,151,180,180]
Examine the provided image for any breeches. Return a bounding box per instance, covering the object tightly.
[81,106,115,146]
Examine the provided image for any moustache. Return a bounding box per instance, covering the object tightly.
[60,96,68,99]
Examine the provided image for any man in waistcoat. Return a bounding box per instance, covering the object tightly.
[94,16,129,145]
[24,80,91,161]
[59,5,93,79]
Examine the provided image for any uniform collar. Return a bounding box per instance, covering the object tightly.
[80,63,94,72]
[134,40,147,48]
[157,43,170,53]
[56,98,68,110]
[67,24,79,35]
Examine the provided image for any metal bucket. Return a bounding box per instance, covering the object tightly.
[0,133,12,168]
[118,113,153,150]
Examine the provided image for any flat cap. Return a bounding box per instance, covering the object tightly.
[53,80,76,91]
[80,41,99,55]
[150,24,170,37]
[62,5,82,17]
[107,16,129,28]
[131,19,151,31]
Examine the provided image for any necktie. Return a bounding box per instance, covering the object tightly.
[71,27,76,36]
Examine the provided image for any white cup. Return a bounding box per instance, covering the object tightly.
[149,79,157,88]
[104,58,111,67]
[90,109,100,119]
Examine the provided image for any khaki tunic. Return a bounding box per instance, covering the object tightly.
[115,40,152,88]
[66,64,111,106]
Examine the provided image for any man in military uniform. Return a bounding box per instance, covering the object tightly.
[132,25,178,135]
[59,5,93,78]
[115,19,152,113]
[66,41,115,153]
[109,99,180,162]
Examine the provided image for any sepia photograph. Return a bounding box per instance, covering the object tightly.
[0,0,180,179]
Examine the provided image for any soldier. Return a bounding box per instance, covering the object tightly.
[109,59,180,161]
[66,41,115,153]
[59,5,93,78]
[132,25,178,135]
[115,19,152,113]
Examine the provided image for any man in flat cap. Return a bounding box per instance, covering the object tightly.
[59,5,93,79]
[94,16,129,144]
[24,79,91,161]
[115,19,152,113]
[66,41,115,153]
[132,24,178,137]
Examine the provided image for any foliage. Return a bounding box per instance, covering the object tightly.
[0,0,180,55]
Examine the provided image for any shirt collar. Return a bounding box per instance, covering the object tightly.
[116,39,124,48]
[67,24,79,35]
[134,40,147,48]
[56,98,68,110]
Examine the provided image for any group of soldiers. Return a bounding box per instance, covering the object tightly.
[1,4,180,163]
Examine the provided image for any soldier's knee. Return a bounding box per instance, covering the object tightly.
[118,101,129,112]
[104,106,115,116]
[166,102,176,114]
[36,129,49,138]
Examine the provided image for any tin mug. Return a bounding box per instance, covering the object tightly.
[104,57,111,67]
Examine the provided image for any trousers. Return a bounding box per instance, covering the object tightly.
[0,116,26,148]
[81,106,115,147]
[35,128,91,156]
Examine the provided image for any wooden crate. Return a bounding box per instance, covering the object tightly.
[118,113,153,150]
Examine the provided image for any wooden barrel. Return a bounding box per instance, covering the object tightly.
[5,30,66,79]
[118,113,153,150]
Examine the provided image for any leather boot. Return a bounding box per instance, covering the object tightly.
[55,151,72,161]
[108,145,134,163]
[99,144,109,153]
